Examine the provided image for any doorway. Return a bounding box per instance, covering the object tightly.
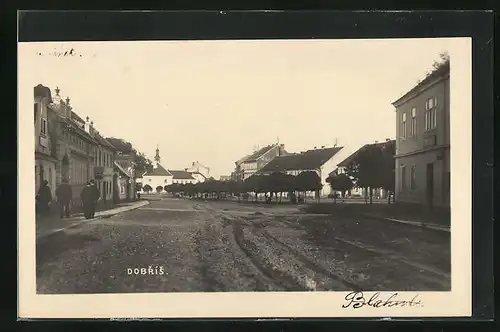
[39,165,44,189]
[426,163,434,208]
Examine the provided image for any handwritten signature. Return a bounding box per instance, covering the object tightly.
[36,48,94,58]
[342,291,423,309]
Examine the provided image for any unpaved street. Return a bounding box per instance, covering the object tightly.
[36,198,450,294]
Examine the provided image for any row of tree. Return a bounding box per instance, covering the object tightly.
[142,170,323,204]
[136,139,396,205]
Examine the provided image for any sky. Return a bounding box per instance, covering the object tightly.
[21,38,456,178]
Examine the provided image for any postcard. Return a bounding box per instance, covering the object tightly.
[18,37,472,318]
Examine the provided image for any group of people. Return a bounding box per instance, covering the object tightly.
[36,179,101,220]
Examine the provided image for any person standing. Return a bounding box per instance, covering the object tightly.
[56,178,73,218]
[89,180,100,218]
[36,180,52,216]
[80,182,92,219]
[81,180,100,219]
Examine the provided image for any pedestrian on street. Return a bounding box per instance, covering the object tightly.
[36,180,52,216]
[81,180,100,219]
[56,178,73,218]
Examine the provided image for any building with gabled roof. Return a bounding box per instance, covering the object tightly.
[392,57,450,208]
[168,170,196,184]
[258,146,343,197]
[139,147,201,193]
[234,143,288,181]
[329,140,395,199]
[141,147,173,193]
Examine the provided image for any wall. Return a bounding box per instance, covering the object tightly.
[35,160,57,198]
[396,76,450,156]
[191,173,206,183]
[394,74,450,207]
[242,161,258,179]
[142,175,172,192]
[34,95,57,197]
[93,146,115,201]
[172,178,196,184]
[395,149,449,207]
[118,177,128,200]
[319,155,340,197]
[256,145,281,170]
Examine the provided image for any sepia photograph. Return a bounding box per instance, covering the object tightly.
[19,35,473,318]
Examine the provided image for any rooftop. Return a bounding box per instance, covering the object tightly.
[34,84,52,102]
[143,164,172,177]
[242,144,280,163]
[258,147,343,173]
[337,140,395,168]
[392,59,450,107]
[168,170,195,180]
[114,160,132,178]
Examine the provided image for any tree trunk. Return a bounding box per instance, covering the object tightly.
[317,190,320,203]
[369,187,373,204]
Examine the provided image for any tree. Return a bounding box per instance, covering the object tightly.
[267,172,295,203]
[345,141,395,204]
[244,175,265,202]
[379,140,396,203]
[105,137,153,177]
[134,152,154,177]
[295,171,322,203]
[105,137,133,154]
[156,185,163,193]
[143,184,152,193]
[135,182,143,192]
[326,173,353,203]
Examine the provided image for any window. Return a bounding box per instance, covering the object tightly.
[41,118,47,135]
[401,112,407,139]
[425,96,438,131]
[410,108,417,137]
[34,104,38,124]
[401,165,407,191]
[98,150,102,166]
[410,165,416,190]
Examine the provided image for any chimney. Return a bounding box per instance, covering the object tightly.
[90,120,95,136]
[375,140,379,144]
[386,138,391,142]
[321,145,325,148]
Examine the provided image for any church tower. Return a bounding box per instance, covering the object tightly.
[154,145,161,166]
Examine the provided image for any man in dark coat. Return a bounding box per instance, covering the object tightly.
[56,178,73,218]
[36,180,52,216]
[81,180,100,219]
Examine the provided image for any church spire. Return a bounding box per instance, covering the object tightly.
[154,145,161,165]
